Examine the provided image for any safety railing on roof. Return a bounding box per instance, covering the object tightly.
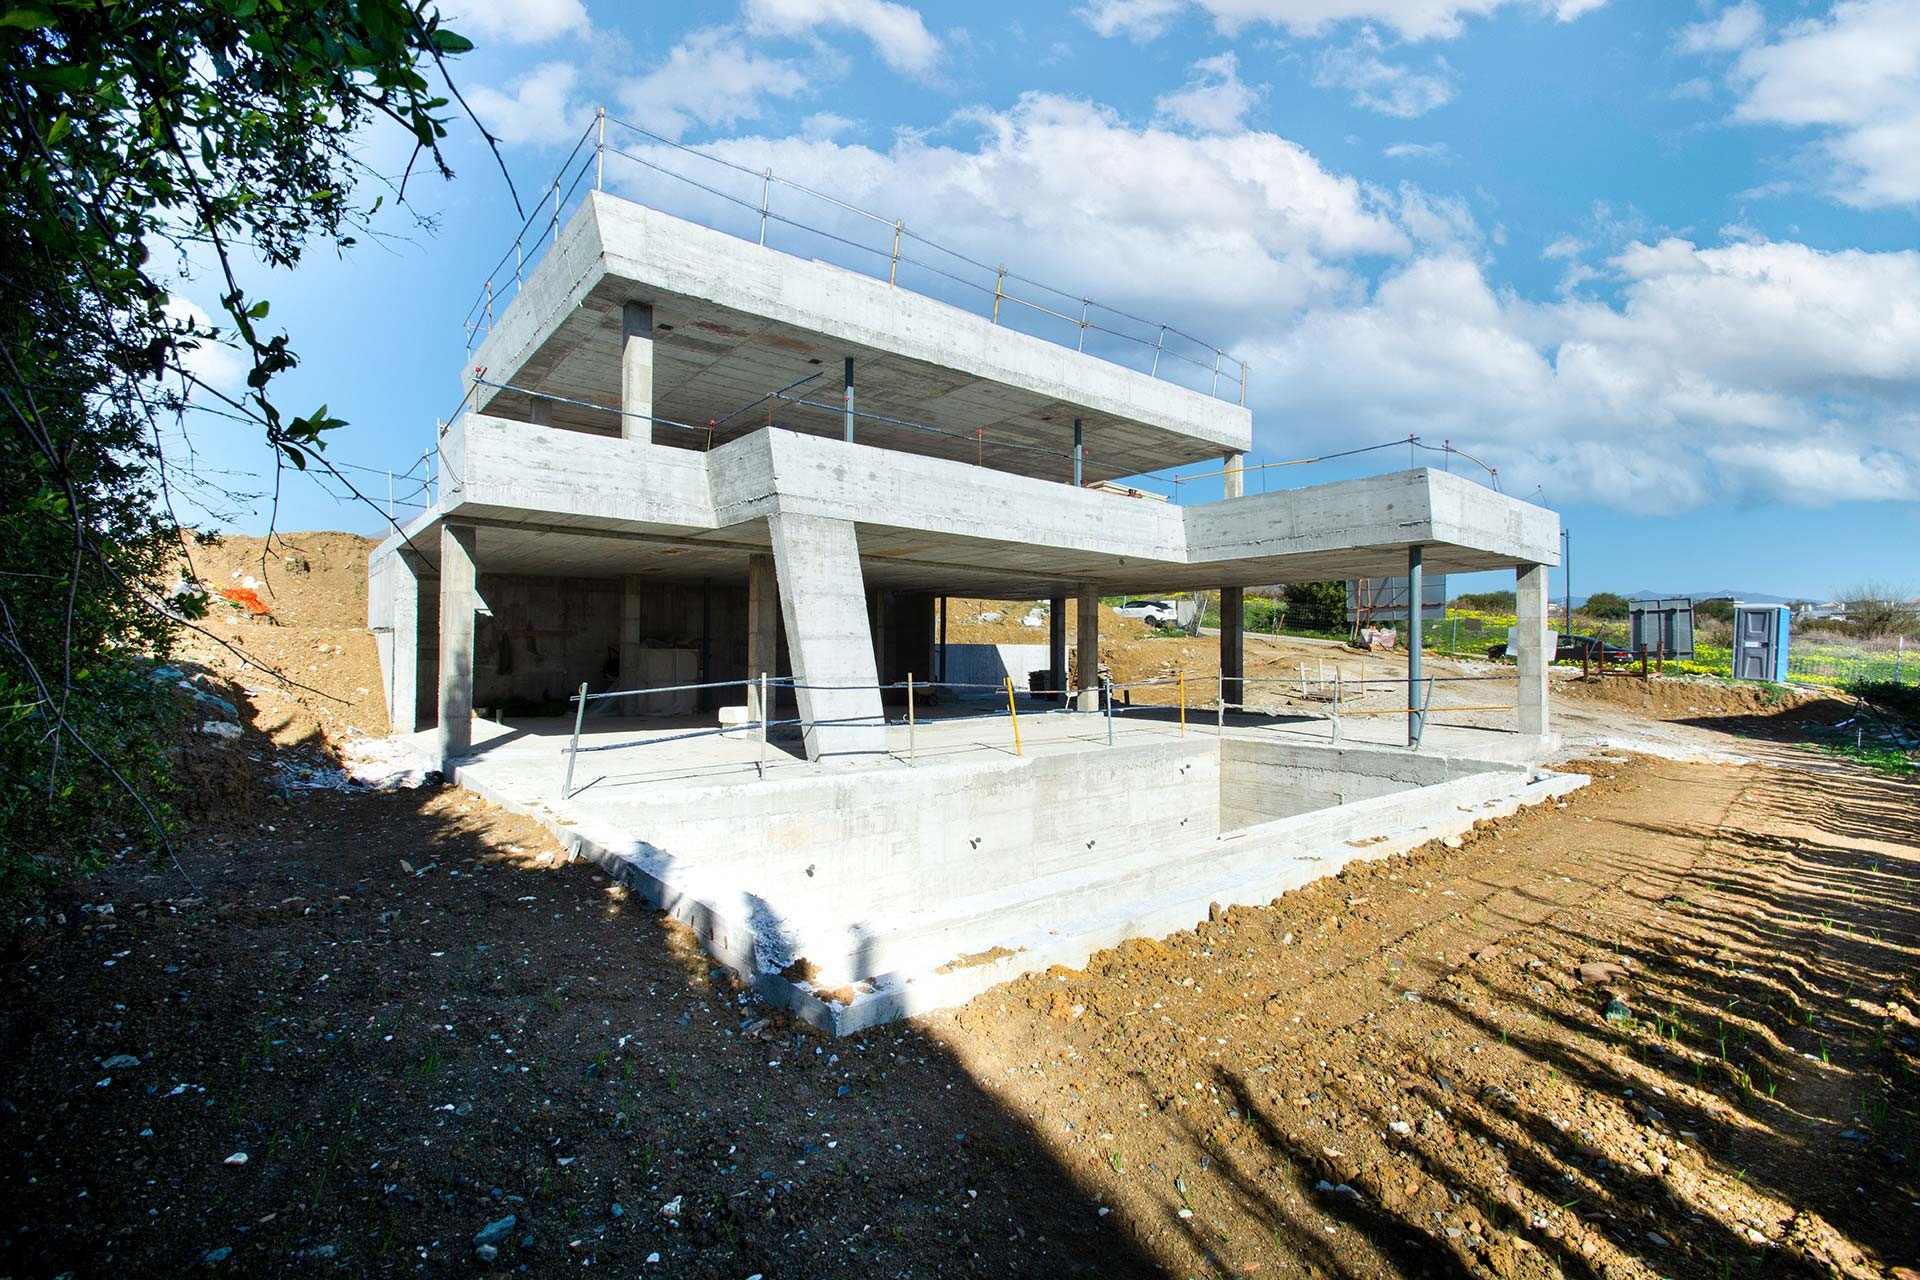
[551,665,1527,798]
[450,371,1515,505]
[459,109,1250,405]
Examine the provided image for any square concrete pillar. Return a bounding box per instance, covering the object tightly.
[436,523,478,769]
[388,547,427,734]
[1219,586,1244,710]
[1047,595,1067,703]
[767,513,886,760]
[1075,588,1100,711]
[1222,451,1246,499]
[746,552,777,718]
[621,301,654,443]
[1515,562,1550,736]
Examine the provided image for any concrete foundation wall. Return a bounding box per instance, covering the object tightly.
[1220,739,1510,830]
[939,643,1051,693]
[583,738,1217,933]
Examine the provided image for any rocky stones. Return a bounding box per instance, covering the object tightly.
[473,1215,516,1249]
[1577,961,1631,986]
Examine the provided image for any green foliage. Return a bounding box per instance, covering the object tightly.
[1452,590,1516,611]
[1583,591,1630,619]
[1282,581,1349,634]
[1696,597,1737,624]
[0,0,473,901]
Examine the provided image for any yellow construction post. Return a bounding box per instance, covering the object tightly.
[1004,676,1022,756]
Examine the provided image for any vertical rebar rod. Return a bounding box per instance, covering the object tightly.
[843,356,854,443]
[1104,678,1113,746]
[1072,418,1083,487]
[561,682,587,800]
[907,673,916,766]
[1217,669,1224,734]
[757,672,769,776]
[1179,672,1186,737]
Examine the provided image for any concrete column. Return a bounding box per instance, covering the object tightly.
[1516,562,1551,737]
[436,523,478,768]
[528,396,553,427]
[1220,586,1244,711]
[1075,588,1100,712]
[1407,545,1424,748]
[767,512,885,760]
[746,553,777,718]
[389,548,426,734]
[619,577,646,716]
[1222,451,1246,499]
[1048,595,1068,703]
[621,300,654,443]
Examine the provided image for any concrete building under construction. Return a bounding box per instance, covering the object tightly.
[368,120,1567,1031]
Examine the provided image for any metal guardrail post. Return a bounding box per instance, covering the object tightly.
[1004,676,1022,756]
[907,673,916,765]
[561,681,588,800]
[889,220,901,285]
[1103,677,1113,746]
[1332,671,1342,745]
[758,169,771,245]
[1179,672,1186,737]
[595,106,605,190]
[757,672,769,775]
[992,266,1005,324]
[1216,670,1224,734]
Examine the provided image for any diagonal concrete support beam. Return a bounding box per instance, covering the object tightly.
[436,522,479,769]
[767,513,886,761]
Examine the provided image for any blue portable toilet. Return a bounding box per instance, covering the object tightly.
[1732,604,1791,682]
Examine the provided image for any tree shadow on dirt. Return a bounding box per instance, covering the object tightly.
[0,737,1165,1278]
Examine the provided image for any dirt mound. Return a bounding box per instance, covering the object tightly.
[173,531,387,748]
[177,530,375,629]
[943,597,1156,645]
[1557,672,1844,724]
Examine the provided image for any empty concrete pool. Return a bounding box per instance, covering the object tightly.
[428,711,1584,1033]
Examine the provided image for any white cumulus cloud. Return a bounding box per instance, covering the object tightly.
[440,0,587,44]
[1082,0,1604,43]
[1314,32,1456,116]
[619,28,815,141]
[743,0,942,75]
[1155,53,1263,132]
[1719,0,1920,207]
[467,62,588,147]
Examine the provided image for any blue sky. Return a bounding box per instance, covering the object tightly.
[171,0,1919,602]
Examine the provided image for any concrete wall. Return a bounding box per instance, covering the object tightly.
[1219,739,1512,830]
[589,737,1218,932]
[939,643,1051,694]
[467,574,760,714]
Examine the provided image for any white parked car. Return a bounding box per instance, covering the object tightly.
[1114,598,1178,626]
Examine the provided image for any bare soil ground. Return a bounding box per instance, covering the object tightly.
[1,541,1913,1278]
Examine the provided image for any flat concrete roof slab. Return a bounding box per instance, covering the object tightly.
[467,194,1252,481]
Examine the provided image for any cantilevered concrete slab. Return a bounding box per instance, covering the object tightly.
[465,193,1252,481]
[398,413,1557,599]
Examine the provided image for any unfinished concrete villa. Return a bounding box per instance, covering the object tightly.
[368,118,1568,1032]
